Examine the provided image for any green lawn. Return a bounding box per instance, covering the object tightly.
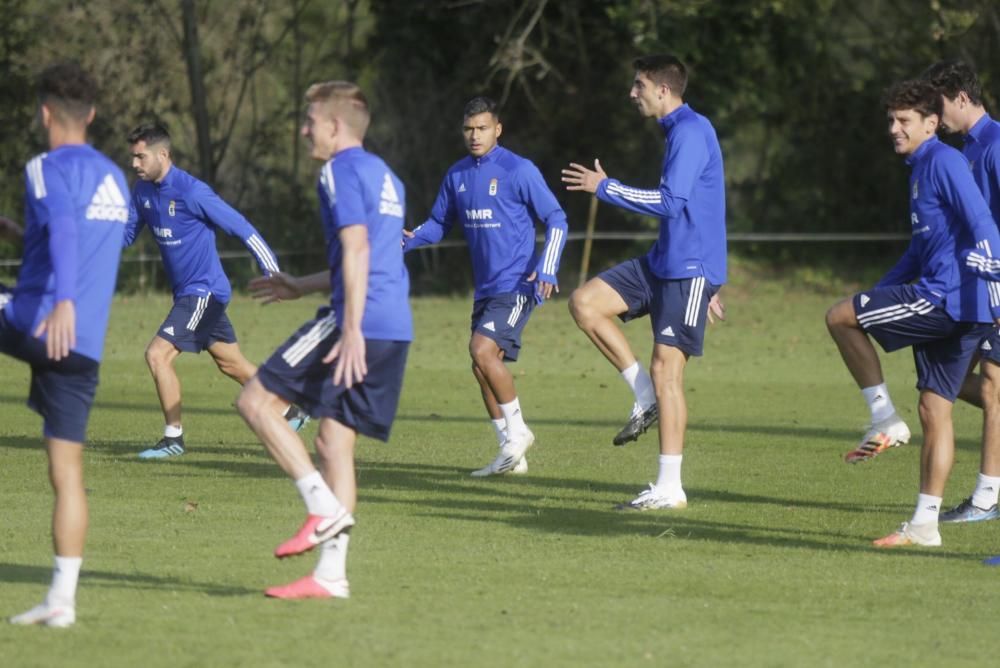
[1,266,997,667]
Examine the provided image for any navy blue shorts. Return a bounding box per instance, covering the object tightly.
[470,292,534,361]
[0,312,99,442]
[598,257,718,356]
[854,285,991,401]
[256,308,409,441]
[158,294,237,353]
[978,328,1000,365]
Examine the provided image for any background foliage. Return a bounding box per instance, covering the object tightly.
[1,0,998,291]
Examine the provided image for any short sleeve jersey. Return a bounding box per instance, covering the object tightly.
[317,147,412,341]
[7,145,127,361]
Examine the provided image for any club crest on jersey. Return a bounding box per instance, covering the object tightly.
[168,200,176,216]
[489,178,498,196]
[144,199,151,209]
[912,180,918,199]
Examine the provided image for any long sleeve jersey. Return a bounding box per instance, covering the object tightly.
[596,103,727,286]
[317,146,412,342]
[124,165,279,303]
[6,145,127,362]
[404,145,568,300]
[876,135,1000,323]
[958,114,1000,303]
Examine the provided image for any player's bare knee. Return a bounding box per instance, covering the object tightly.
[235,382,265,421]
[982,369,1000,411]
[649,356,683,391]
[469,338,494,367]
[144,345,169,373]
[825,300,856,333]
[568,288,592,327]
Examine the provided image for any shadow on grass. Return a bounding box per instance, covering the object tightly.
[0,392,239,418]
[411,502,983,563]
[0,562,257,597]
[355,460,912,512]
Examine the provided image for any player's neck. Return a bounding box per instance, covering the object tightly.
[332,138,363,156]
[155,162,173,184]
[961,106,987,135]
[47,123,87,150]
[656,97,683,119]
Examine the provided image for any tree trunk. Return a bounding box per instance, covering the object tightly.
[181,0,213,181]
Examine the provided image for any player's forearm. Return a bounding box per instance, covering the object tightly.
[597,179,678,218]
[295,270,333,295]
[339,228,370,331]
[537,218,568,281]
[242,231,281,275]
[48,216,78,302]
[403,221,446,252]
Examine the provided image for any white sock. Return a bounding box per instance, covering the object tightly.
[972,473,1000,509]
[911,493,942,525]
[314,531,350,583]
[47,556,82,608]
[621,361,656,410]
[164,424,183,438]
[294,470,344,517]
[499,398,527,434]
[653,454,684,498]
[491,418,506,446]
[861,384,895,424]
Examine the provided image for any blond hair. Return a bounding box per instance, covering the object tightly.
[305,81,370,137]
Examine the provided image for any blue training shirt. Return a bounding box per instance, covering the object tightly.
[877,135,1000,322]
[404,144,568,301]
[957,114,1000,303]
[6,145,127,362]
[317,146,412,342]
[964,113,1000,225]
[124,165,280,303]
[596,103,727,286]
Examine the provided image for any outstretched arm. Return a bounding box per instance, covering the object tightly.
[564,129,708,220]
[249,270,331,304]
[189,183,280,275]
[404,177,456,252]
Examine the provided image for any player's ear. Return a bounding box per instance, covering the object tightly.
[85,106,95,125]
[39,103,53,129]
[495,121,502,139]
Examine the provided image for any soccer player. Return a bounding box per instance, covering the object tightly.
[825,79,1000,547]
[403,96,568,477]
[922,61,1000,523]
[124,123,307,459]
[236,80,411,599]
[561,54,726,510]
[7,62,128,628]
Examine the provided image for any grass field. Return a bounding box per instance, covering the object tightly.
[2,262,999,667]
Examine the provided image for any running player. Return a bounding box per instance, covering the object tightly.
[404,96,568,476]
[7,62,128,628]
[124,123,307,459]
[922,61,1000,524]
[237,80,411,599]
[825,79,1000,547]
[562,54,726,510]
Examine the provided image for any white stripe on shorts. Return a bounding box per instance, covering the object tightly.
[282,312,338,368]
[684,276,706,327]
[856,299,935,328]
[507,294,526,327]
[186,295,210,331]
